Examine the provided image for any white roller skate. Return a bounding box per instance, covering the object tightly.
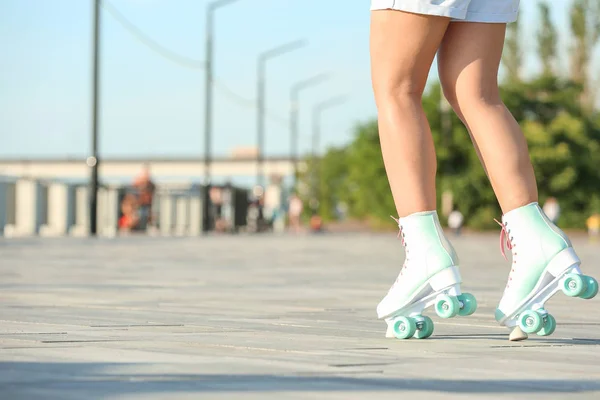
[377,211,477,340]
[494,202,598,341]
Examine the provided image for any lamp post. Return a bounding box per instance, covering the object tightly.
[89,0,102,236]
[290,73,330,187]
[256,39,307,188]
[203,0,241,232]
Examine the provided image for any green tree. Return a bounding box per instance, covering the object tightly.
[502,17,523,84]
[570,0,600,108]
[307,77,600,230]
[537,1,557,77]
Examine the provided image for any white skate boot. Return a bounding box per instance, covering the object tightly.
[378,211,477,340]
[494,202,598,341]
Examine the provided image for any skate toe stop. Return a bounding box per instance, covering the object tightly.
[385,324,395,338]
[509,326,528,341]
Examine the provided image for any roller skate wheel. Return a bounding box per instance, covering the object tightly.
[457,293,477,316]
[392,316,417,339]
[580,276,598,300]
[537,313,556,336]
[435,294,460,319]
[518,309,543,334]
[561,273,586,297]
[413,316,434,339]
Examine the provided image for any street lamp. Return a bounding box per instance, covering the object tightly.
[203,0,241,232]
[311,96,347,159]
[310,95,347,211]
[290,73,330,187]
[89,0,102,236]
[256,39,307,188]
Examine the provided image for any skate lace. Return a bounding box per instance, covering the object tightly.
[494,218,517,289]
[391,216,409,280]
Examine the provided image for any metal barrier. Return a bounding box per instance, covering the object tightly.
[0,177,254,238]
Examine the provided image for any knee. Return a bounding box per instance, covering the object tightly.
[440,78,502,113]
[439,81,466,123]
[440,84,460,113]
[373,78,425,109]
[455,84,502,110]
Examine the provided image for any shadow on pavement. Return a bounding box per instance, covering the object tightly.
[2,362,600,396]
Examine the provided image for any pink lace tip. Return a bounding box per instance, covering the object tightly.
[390,216,403,240]
[494,217,513,261]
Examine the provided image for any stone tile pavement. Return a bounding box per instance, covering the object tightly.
[1,233,599,399]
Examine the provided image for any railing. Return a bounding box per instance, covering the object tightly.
[0,178,252,238]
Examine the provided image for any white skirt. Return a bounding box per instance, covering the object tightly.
[370,0,520,23]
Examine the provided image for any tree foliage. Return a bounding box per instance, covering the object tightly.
[300,7,600,230]
[570,0,600,108]
[502,17,523,84]
[302,77,600,230]
[537,1,557,77]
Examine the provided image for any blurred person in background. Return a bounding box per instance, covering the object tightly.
[133,164,155,229]
[447,209,464,236]
[587,213,600,242]
[119,193,140,233]
[543,197,560,224]
[288,192,303,233]
[209,186,226,233]
[370,0,597,341]
[309,210,323,233]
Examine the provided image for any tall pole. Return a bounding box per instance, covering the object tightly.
[290,90,298,184]
[310,96,347,212]
[203,0,240,232]
[256,39,307,189]
[257,58,266,188]
[204,6,214,187]
[290,73,330,188]
[89,0,101,237]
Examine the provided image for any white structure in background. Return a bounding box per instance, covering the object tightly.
[0,180,9,236]
[0,177,205,238]
[70,186,91,237]
[158,190,203,237]
[4,179,46,237]
[40,182,76,237]
[0,156,296,180]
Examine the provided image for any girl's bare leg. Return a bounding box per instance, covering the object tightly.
[370,11,450,217]
[437,23,538,213]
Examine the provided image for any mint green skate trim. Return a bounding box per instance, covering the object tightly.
[413,316,434,339]
[382,267,478,339]
[380,266,463,320]
[386,212,460,308]
[496,202,598,339]
[380,210,477,339]
[496,247,585,327]
[497,204,571,313]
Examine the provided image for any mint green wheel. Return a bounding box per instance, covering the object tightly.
[457,293,477,316]
[435,294,460,319]
[518,310,543,334]
[537,314,556,336]
[414,316,434,339]
[580,276,598,300]
[393,316,417,339]
[561,273,586,297]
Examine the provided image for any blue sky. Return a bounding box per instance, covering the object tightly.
[0,0,590,161]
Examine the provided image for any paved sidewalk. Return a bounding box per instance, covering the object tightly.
[1,233,599,399]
